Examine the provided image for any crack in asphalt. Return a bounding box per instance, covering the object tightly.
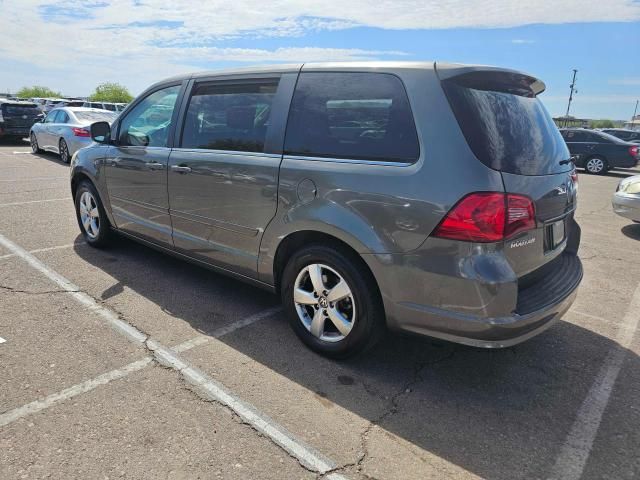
[321,348,457,479]
[0,284,80,295]
[87,294,337,476]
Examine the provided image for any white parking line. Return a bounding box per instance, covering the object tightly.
[0,176,67,182]
[0,242,85,261]
[0,232,346,478]
[0,308,279,428]
[0,337,6,344]
[0,197,70,207]
[0,358,152,428]
[548,281,640,480]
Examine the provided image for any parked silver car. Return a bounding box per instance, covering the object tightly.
[30,107,116,163]
[613,175,640,223]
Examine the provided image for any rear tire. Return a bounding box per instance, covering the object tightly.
[585,156,607,175]
[74,180,112,248]
[59,138,70,164]
[281,245,385,359]
[30,132,42,153]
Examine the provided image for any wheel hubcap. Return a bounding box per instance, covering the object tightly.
[79,191,100,239]
[60,142,68,161]
[293,263,356,342]
[587,158,604,173]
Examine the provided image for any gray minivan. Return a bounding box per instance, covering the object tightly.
[69,62,582,358]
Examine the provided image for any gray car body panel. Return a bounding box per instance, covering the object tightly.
[70,61,582,347]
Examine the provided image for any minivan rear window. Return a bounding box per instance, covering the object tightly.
[442,72,570,176]
[284,72,419,163]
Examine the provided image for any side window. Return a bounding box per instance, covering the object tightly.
[57,111,69,124]
[180,80,279,152]
[566,131,584,141]
[284,72,419,162]
[44,110,59,123]
[118,85,180,147]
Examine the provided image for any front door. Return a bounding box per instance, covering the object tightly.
[104,84,182,247]
[168,75,294,277]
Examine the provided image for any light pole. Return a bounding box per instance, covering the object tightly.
[632,100,639,131]
[564,69,578,127]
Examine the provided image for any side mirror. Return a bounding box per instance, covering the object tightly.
[90,121,111,144]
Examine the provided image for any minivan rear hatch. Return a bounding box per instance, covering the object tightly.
[437,64,579,296]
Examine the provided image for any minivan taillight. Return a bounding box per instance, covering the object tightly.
[433,192,536,243]
[72,127,90,137]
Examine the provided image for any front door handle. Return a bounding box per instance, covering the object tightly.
[171,165,192,174]
[145,162,165,171]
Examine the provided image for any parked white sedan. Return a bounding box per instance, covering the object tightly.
[613,175,640,223]
[29,107,116,163]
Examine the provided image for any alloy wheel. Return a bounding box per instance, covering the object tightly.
[79,191,100,239]
[30,133,39,153]
[60,140,69,163]
[586,157,604,174]
[293,263,356,342]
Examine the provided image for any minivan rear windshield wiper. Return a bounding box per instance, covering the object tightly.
[559,158,572,165]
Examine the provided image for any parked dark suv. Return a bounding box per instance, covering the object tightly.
[560,128,640,174]
[0,98,42,140]
[70,62,582,357]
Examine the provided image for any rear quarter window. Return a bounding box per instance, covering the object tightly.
[442,72,571,176]
[284,72,419,163]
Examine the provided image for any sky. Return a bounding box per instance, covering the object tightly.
[0,0,639,119]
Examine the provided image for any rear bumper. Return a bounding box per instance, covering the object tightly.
[389,253,581,347]
[612,192,640,222]
[0,123,30,137]
[364,239,583,348]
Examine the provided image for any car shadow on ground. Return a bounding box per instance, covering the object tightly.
[73,235,639,479]
[622,223,640,240]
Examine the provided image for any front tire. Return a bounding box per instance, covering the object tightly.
[74,180,112,247]
[585,156,607,175]
[281,245,384,358]
[59,138,70,164]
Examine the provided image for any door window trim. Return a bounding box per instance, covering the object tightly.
[113,80,188,148]
[175,74,289,156]
[282,71,421,166]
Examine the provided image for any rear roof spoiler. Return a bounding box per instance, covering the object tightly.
[435,62,546,96]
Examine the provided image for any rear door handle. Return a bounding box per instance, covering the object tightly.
[145,161,165,171]
[171,165,192,174]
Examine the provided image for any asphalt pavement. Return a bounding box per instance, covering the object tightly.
[1,138,639,480]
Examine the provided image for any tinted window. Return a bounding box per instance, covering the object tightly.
[284,72,419,162]
[443,73,570,175]
[104,104,116,111]
[563,130,588,142]
[181,80,278,152]
[118,85,180,147]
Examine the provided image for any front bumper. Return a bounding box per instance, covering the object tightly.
[612,192,640,222]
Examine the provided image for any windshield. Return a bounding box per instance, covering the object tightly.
[74,111,116,122]
[442,73,571,176]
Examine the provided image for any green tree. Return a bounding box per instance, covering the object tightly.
[89,82,133,103]
[590,119,615,129]
[16,86,62,98]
